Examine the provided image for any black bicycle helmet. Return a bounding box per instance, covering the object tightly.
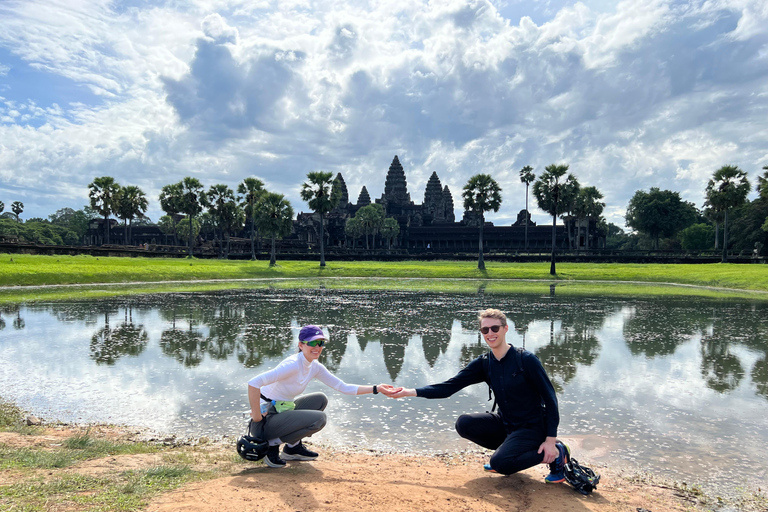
[564,458,601,495]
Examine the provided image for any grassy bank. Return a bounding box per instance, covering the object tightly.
[1,254,767,302]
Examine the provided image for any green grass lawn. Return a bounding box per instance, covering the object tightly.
[0,254,766,302]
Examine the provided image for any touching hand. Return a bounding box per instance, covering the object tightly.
[387,387,416,399]
[377,384,402,397]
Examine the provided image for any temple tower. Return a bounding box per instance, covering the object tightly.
[443,185,455,222]
[332,173,350,210]
[382,155,411,205]
[423,172,448,223]
[357,186,371,207]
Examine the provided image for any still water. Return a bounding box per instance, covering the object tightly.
[1,287,767,496]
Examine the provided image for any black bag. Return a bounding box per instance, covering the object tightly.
[564,458,601,495]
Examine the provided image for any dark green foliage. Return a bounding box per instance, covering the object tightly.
[0,218,79,245]
[679,223,715,251]
[625,188,697,249]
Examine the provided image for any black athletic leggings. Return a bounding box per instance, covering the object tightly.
[455,412,546,475]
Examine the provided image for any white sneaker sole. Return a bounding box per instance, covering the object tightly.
[281,452,318,461]
[264,457,287,468]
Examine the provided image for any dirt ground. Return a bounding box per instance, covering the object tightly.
[1,425,721,512]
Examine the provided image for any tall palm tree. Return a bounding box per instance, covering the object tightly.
[237,177,265,260]
[159,183,184,246]
[206,184,236,258]
[254,192,294,266]
[533,164,580,275]
[179,177,207,257]
[115,185,148,245]
[519,166,535,250]
[705,165,750,263]
[11,201,24,222]
[462,174,502,270]
[88,177,120,244]
[356,203,385,250]
[300,171,341,267]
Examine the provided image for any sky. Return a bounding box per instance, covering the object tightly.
[0,0,767,229]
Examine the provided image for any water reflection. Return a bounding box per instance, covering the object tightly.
[1,289,767,497]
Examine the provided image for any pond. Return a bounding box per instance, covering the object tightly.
[1,287,767,498]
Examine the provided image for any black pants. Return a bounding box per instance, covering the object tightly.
[455,412,546,475]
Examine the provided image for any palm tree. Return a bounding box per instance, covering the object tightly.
[300,171,341,267]
[220,200,245,258]
[115,186,148,245]
[462,174,502,270]
[88,177,120,244]
[237,177,265,260]
[533,164,580,275]
[254,192,294,266]
[206,184,236,258]
[179,177,207,257]
[381,217,400,251]
[705,165,750,263]
[159,183,184,246]
[519,166,535,250]
[356,203,385,250]
[572,186,604,251]
[11,201,24,222]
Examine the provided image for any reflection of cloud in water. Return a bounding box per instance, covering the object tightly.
[2,292,768,496]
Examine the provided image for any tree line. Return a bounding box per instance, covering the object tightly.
[1,163,767,270]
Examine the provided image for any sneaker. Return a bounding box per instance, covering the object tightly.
[545,441,570,483]
[282,441,318,461]
[483,463,497,473]
[264,445,287,468]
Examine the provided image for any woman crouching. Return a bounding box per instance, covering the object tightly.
[247,324,396,467]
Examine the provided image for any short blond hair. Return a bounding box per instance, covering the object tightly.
[478,308,507,328]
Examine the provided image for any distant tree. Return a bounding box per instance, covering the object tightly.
[344,216,364,249]
[758,166,768,201]
[157,215,176,244]
[680,223,715,251]
[0,201,4,215]
[533,164,579,274]
[356,203,385,250]
[702,205,723,249]
[206,184,236,258]
[462,174,502,271]
[300,171,341,267]
[88,177,120,244]
[179,177,207,257]
[519,166,535,250]
[705,165,750,262]
[220,200,245,258]
[572,186,605,250]
[254,192,294,266]
[176,217,200,244]
[159,182,184,246]
[49,207,95,243]
[625,188,697,250]
[114,185,148,245]
[381,217,400,250]
[11,201,24,222]
[237,177,265,260]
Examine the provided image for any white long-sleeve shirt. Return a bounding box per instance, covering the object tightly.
[248,352,359,406]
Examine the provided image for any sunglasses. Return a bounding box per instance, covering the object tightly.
[302,339,326,347]
[480,325,503,335]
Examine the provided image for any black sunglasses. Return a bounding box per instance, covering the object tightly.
[480,325,503,335]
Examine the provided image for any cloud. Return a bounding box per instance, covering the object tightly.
[0,0,767,228]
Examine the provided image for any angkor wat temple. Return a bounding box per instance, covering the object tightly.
[295,155,605,253]
[80,155,604,255]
